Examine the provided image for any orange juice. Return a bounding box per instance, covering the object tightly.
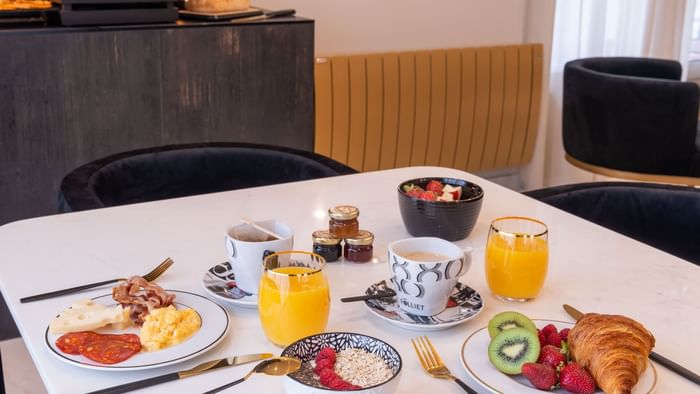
[485,235,548,300]
[258,266,330,346]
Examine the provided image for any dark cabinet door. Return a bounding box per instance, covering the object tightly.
[0,20,314,224]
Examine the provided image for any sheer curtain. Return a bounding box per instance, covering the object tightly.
[541,0,696,187]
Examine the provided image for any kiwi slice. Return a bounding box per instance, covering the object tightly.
[488,327,540,375]
[487,311,537,339]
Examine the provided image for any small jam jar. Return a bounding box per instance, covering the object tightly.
[328,205,360,238]
[344,230,374,263]
[312,230,342,263]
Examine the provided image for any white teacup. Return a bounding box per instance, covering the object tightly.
[388,237,472,316]
[224,220,294,294]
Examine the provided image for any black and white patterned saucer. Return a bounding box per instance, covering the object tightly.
[364,279,484,331]
[201,262,257,308]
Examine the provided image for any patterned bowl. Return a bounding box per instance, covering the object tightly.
[281,332,402,394]
[397,177,484,241]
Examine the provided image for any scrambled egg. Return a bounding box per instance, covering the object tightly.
[139,306,201,351]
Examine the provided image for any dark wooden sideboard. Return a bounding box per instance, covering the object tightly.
[0,17,314,339]
[0,17,314,226]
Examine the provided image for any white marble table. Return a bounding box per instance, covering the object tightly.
[0,167,698,394]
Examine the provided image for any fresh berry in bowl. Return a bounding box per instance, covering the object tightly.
[398,177,484,241]
[281,332,402,393]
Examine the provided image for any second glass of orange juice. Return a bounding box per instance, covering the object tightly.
[485,217,548,302]
[259,251,330,346]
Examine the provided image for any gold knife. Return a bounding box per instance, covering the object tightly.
[563,304,584,321]
[87,353,274,394]
[563,304,700,386]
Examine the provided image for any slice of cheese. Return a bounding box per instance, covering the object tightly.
[49,299,131,334]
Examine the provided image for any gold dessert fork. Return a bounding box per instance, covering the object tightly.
[412,336,478,394]
[20,257,174,303]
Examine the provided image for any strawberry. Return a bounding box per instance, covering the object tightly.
[402,184,424,198]
[560,362,596,394]
[537,329,547,347]
[559,328,570,341]
[521,363,558,390]
[537,345,566,370]
[426,180,444,193]
[540,323,557,338]
[419,191,438,201]
[316,347,337,364]
[547,331,563,348]
[405,188,422,198]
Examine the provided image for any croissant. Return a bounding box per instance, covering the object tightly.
[568,313,655,394]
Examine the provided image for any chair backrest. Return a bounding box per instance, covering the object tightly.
[59,142,358,212]
[314,44,544,173]
[563,57,700,183]
[525,182,700,265]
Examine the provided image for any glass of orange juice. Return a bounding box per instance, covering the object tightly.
[485,217,548,302]
[258,251,330,346]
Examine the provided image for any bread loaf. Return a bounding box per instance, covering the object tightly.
[185,0,249,13]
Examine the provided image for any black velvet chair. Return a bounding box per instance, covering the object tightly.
[58,142,358,212]
[563,57,700,185]
[524,182,700,265]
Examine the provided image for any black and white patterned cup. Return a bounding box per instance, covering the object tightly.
[388,237,472,316]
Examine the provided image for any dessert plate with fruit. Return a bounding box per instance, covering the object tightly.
[363,279,483,331]
[202,262,258,308]
[460,312,657,393]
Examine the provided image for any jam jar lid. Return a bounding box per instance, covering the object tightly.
[328,205,360,220]
[312,230,341,245]
[345,230,374,245]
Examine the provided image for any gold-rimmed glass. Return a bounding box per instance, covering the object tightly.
[258,251,330,346]
[485,217,549,302]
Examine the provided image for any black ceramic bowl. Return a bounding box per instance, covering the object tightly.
[397,177,484,241]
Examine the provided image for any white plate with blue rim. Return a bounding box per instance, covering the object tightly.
[459,319,658,393]
[45,290,230,371]
[363,279,484,331]
[202,261,258,308]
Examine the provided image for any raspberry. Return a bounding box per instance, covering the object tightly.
[559,328,570,341]
[319,369,339,386]
[328,376,349,390]
[318,368,336,380]
[540,323,557,338]
[537,329,547,347]
[316,347,337,364]
[547,331,563,348]
[314,358,334,374]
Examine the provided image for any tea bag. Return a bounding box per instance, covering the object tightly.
[232,225,275,242]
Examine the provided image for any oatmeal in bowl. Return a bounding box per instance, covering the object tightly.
[281,332,402,393]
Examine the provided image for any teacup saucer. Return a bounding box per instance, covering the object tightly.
[363,279,484,331]
[202,262,258,308]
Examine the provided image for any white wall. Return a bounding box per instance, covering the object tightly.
[257,0,555,190]
[257,0,529,55]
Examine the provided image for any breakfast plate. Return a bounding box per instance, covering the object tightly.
[202,262,257,308]
[460,319,658,393]
[363,279,483,331]
[45,290,230,371]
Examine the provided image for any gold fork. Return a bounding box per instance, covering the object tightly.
[20,257,174,303]
[412,336,478,394]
